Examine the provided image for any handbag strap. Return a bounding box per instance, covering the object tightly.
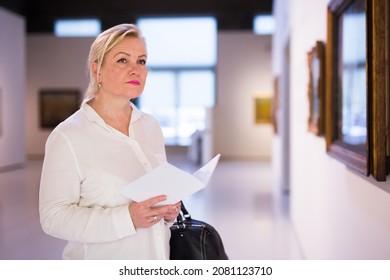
[180,201,191,220]
[175,201,191,224]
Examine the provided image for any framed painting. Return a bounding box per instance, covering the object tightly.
[254,96,272,124]
[307,41,325,135]
[326,0,388,181]
[271,76,280,134]
[39,89,80,129]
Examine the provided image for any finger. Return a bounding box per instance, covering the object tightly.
[164,212,178,222]
[171,201,181,208]
[167,205,179,214]
[174,201,181,211]
[143,195,167,207]
[150,204,175,217]
[164,202,180,215]
[161,201,180,211]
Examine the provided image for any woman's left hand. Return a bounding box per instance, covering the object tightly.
[163,201,181,223]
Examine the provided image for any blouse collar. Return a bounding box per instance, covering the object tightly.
[82,100,142,129]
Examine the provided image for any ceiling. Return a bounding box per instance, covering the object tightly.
[0,0,273,33]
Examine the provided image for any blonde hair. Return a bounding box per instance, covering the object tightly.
[83,23,144,104]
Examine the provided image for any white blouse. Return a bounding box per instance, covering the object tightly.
[39,102,171,260]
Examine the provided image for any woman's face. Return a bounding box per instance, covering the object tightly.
[97,37,148,101]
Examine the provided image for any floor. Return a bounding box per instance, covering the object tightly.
[0,148,303,260]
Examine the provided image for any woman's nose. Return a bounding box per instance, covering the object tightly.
[128,63,145,75]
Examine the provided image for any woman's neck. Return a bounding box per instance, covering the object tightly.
[88,95,132,135]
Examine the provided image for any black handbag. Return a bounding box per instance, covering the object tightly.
[169,202,229,260]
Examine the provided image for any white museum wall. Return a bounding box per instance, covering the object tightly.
[26,35,94,157]
[0,7,25,170]
[214,32,273,160]
[271,0,291,194]
[273,0,390,258]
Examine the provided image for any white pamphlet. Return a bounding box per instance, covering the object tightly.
[121,154,221,205]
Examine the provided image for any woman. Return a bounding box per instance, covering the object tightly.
[39,23,181,260]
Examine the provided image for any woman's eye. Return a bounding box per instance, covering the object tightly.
[138,59,147,65]
[117,58,127,63]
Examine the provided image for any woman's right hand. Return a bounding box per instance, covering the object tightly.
[128,195,174,229]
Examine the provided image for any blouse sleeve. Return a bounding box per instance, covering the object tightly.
[39,130,136,243]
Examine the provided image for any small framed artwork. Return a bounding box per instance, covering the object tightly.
[39,89,80,128]
[326,0,388,181]
[254,96,272,124]
[271,76,280,134]
[307,41,325,135]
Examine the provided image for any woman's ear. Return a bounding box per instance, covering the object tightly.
[91,62,99,81]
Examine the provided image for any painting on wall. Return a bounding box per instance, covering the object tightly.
[40,89,80,129]
[307,41,325,136]
[271,77,280,134]
[326,0,388,181]
[254,96,272,124]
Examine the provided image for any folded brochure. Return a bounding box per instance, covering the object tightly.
[121,154,221,205]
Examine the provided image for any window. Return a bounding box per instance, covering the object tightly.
[137,17,217,146]
[137,17,217,67]
[54,19,101,37]
[253,15,275,35]
[140,70,214,145]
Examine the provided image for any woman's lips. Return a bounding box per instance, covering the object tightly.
[127,80,140,86]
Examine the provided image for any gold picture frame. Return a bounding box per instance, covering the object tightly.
[307,41,325,135]
[326,0,388,181]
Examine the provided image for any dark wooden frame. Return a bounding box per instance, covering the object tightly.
[39,89,80,129]
[326,0,388,181]
[307,41,325,135]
